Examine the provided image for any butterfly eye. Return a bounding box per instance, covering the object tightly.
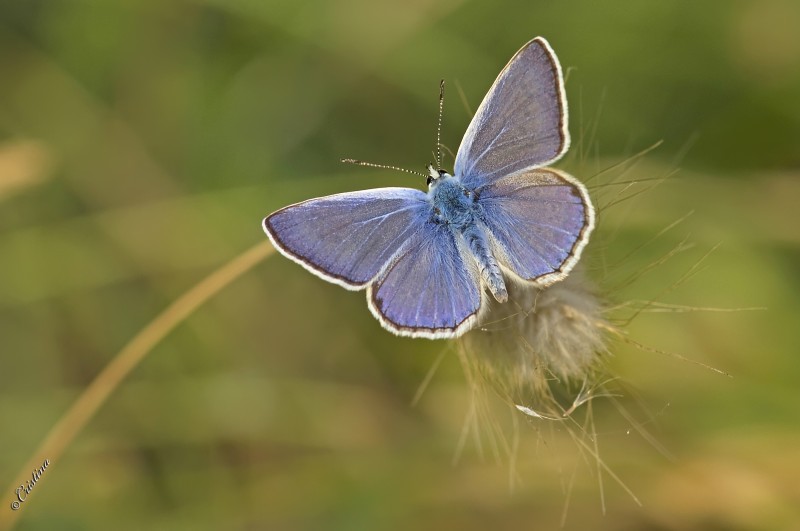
[426,176,434,186]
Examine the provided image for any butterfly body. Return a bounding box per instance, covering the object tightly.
[428,172,508,303]
[264,37,595,339]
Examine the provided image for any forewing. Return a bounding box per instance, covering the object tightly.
[264,188,429,289]
[477,168,594,286]
[455,37,569,188]
[368,222,482,339]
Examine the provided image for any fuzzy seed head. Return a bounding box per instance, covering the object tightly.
[458,268,607,411]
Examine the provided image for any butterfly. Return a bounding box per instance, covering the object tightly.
[263,37,595,339]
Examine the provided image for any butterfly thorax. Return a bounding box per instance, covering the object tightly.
[427,174,475,229]
[428,174,508,303]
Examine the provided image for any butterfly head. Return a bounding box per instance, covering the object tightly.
[426,163,450,187]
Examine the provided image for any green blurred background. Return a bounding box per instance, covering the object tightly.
[1,0,799,529]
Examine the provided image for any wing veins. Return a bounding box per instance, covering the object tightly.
[465,123,509,178]
[492,219,568,271]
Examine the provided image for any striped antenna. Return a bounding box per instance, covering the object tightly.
[342,80,447,179]
[436,79,445,169]
[341,159,426,178]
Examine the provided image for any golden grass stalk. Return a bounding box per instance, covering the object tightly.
[0,241,274,530]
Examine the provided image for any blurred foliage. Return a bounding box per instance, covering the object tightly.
[1,0,799,529]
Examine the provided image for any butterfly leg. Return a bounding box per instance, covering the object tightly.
[462,225,508,303]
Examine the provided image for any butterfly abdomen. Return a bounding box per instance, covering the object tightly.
[462,224,508,303]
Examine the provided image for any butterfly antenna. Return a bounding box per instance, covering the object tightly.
[436,79,445,170]
[341,158,426,178]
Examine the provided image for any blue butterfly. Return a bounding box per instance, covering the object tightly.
[263,37,595,339]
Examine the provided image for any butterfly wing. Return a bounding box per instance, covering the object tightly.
[477,168,594,286]
[263,188,429,289]
[368,220,483,339]
[455,37,569,189]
